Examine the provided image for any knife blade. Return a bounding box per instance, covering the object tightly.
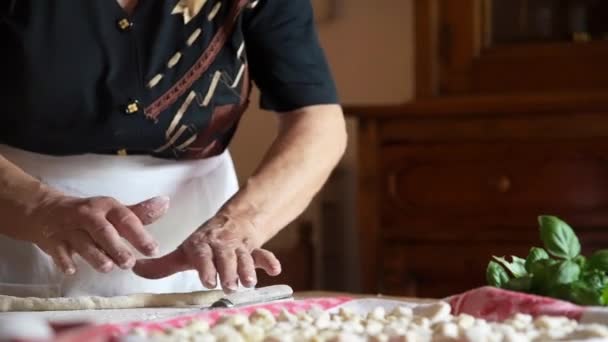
[204,284,294,310]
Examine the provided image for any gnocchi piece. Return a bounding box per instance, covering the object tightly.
[412,302,451,323]
[368,332,389,342]
[210,324,243,342]
[314,312,331,329]
[533,315,573,330]
[216,314,249,328]
[433,321,460,340]
[341,321,365,334]
[327,332,366,342]
[566,323,608,340]
[250,309,277,330]
[365,320,385,335]
[262,335,286,342]
[387,331,425,342]
[191,334,217,342]
[390,306,414,318]
[239,324,265,342]
[296,310,315,324]
[278,309,298,323]
[187,320,211,333]
[337,307,356,320]
[462,323,494,342]
[368,307,386,321]
[298,325,320,340]
[452,314,474,331]
[125,301,608,342]
[410,316,431,330]
[307,306,326,320]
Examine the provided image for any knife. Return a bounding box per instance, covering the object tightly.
[205,284,294,309]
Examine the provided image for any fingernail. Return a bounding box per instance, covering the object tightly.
[65,267,76,275]
[245,277,257,288]
[144,243,159,256]
[208,278,218,288]
[100,262,113,273]
[121,259,135,269]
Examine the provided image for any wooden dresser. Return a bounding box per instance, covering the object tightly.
[346,0,608,298]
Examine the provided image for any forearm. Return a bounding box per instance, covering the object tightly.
[217,104,347,244]
[0,154,52,238]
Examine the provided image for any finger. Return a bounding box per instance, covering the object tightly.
[132,248,191,279]
[236,248,257,288]
[68,232,114,273]
[214,249,238,293]
[84,214,136,269]
[45,241,77,275]
[106,205,158,257]
[127,196,170,225]
[185,243,217,289]
[252,249,282,276]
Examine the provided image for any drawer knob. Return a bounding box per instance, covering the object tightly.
[496,176,511,193]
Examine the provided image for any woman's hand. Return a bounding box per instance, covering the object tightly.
[133,214,281,293]
[13,193,169,275]
[135,105,344,293]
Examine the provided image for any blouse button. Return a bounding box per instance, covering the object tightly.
[124,100,140,115]
[117,18,133,32]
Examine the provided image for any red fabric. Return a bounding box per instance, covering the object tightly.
[44,287,604,341]
[448,286,584,321]
[53,297,353,342]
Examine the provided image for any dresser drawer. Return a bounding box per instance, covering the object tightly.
[380,141,608,239]
[380,234,608,298]
[381,242,529,298]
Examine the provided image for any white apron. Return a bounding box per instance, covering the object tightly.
[0,144,239,297]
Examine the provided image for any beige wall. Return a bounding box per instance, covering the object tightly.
[228,1,415,285]
[230,0,415,181]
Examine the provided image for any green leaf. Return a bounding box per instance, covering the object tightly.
[548,260,581,285]
[529,258,558,293]
[492,255,528,278]
[588,250,608,272]
[486,261,510,288]
[538,215,581,259]
[547,283,574,302]
[574,255,587,270]
[569,281,603,306]
[580,269,608,292]
[602,285,608,305]
[503,275,533,292]
[525,247,550,272]
[529,258,558,276]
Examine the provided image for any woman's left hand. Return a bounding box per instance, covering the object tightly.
[132,214,281,292]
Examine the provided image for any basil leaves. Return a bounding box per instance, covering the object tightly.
[539,216,581,259]
[486,215,608,306]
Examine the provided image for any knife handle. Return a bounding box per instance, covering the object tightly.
[223,285,293,307]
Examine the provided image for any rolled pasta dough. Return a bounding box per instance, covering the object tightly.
[0,290,225,312]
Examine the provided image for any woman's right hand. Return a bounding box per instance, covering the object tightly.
[12,193,170,275]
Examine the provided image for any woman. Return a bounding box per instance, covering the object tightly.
[0,0,346,297]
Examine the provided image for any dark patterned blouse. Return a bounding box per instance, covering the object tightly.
[0,0,338,159]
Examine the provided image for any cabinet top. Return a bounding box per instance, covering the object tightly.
[343,91,608,119]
